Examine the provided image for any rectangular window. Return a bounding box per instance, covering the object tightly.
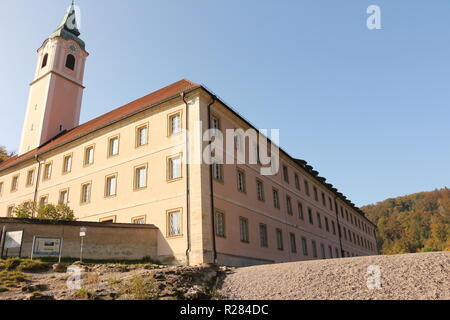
[236,169,246,193]
[321,192,326,206]
[298,202,304,220]
[11,175,19,192]
[211,116,220,130]
[276,228,284,250]
[43,162,52,180]
[312,240,318,258]
[344,227,348,240]
[167,209,182,237]
[105,174,117,197]
[7,205,14,217]
[108,136,119,157]
[332,221,336,235]
[294,174,300,190]
[81,182,92,204]
[259,223,268,248]
[335,248,340,258]
[308,208,313,224]
[329,197,333,211]
[239,217,249,243]
[63,154,72,173]
[59,189,69,205]
[134,165,148,190]
[321,243,326,259]
[84,146,95,166]
[304,180,310,196]
[215,211,225,238]
[168,155,182,181]
[136,124,149,147]
[317,212,322,229]
[301,237,308,256]
[256,179,265,201]
[313,186,318,201]
[212,163,223,181]
[328,245,333,259]
[132,216,146,224]
[26,169,35,187]
[169,112,182,135]
[39,195,48,208]
[286,195,293,215]
[290,233,297,253]
[273,188,280,209]
[325,217,330,232]
[283,165,289,183]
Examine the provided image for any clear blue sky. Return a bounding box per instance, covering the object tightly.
[0,0,449,206]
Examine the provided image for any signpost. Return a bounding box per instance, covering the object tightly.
[2,230,24,258]
[80,227,87,262]
[31,237,63,263]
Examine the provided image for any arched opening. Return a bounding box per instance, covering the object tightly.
[41,54,48,68]
[65,54,76,70]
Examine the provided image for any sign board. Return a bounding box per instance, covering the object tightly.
[80,227,87,237]
[4,231,23,249]
[33,237,62,256]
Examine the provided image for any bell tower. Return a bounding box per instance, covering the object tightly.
[18,3,88,155]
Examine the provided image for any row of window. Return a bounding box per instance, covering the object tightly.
[41,53,76,71]
[0,115,183,196]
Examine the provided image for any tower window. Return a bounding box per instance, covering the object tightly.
[65,54,76,70]
[42,54,48,68]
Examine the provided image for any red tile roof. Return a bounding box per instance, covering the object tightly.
[0,79,200,172]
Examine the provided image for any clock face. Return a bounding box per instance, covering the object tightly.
[68,44,77,52]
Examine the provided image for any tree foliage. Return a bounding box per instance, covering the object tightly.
[362,188,450,254]
[0,145,9,163]
[12,202,75,221]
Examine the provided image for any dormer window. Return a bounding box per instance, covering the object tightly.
[41,54,48,68]
[65,54,76,70]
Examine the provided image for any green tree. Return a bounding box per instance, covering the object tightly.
[0,145,9,163]
[36,203,75,221]
[12,202,37,219]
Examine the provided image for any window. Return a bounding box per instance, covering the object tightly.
[105,174,118,197]
[43,162,52,180]
[84,146,95,166]
[308,208,313,224]
[317,212,322,229]
[312,240,318,258]
[304,180,310,196]
[215,211,225,238]
[321,243,326,259]
[313,186,318,201]
[7,206,14,217]
[276,228,284,250]
[236,169,246,193]
[328,245,333,259]
[256,179,265,201]
[212,163,223,181]
[272,188,280,209]
[294,174,300,190]
[301,237,308,256]
[239,217,249,243]
[321,192,326,206]
[332,221,336,235]
[108,136,119,157]
[134,165,148,190]
[39,195,48,208]
[41,53,48,68]
[0,182,3,197]
[63,154,72,173]
[211,116,220,130]
[283,165,289,183]
[329,197,333,211]
[335,248,340,258]
[26,169,35,187]
[168,112,182,135]
[136,124,149,147]
[298,202,304,220]
[290,233,297,253]
[325,217,330,232]
[11,175,19,192]
[168,155,182,181]
[100,216,116,223]
[343,227,348,240]
[132,216,146,224]
[286,196,293,215]
[80,182,92,204]
[65,54,76,70]
[167,209,182,237]
[59,189,69,205]
[259,223,268,248]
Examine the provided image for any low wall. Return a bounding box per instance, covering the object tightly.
[0,218,158,261]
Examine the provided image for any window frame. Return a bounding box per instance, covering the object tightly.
[167,154,183,182]
[58,188,70,205]
[10,175,19,192]
[43,161,53,181]
[80,181,92,205]
[135,123,149,148]
[62,153,73,174]
[108,135,120,158]
[236,168,246,193]
[134,164,148,191]
[215,210,226,238]
[239,217,250,243]
[167,208,183,238]
[105,173,118,198]
[256,179,265,202]
[83,145,95,167]
[259,223,268,248]
[168,110,183,136]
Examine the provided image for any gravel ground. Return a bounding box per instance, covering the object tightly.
[219,251,450,300]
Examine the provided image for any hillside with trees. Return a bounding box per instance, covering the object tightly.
[362,188,450,254]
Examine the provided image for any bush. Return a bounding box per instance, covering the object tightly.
[119,275,158,300]
[37,204,75,221]
[0,258,50,273]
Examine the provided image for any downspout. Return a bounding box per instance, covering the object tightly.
[181,93,191,266]
[33,155,43,218]
[334,197,344,258]
[207,95,218,264]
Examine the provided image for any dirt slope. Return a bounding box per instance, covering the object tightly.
[219,252,450,300]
